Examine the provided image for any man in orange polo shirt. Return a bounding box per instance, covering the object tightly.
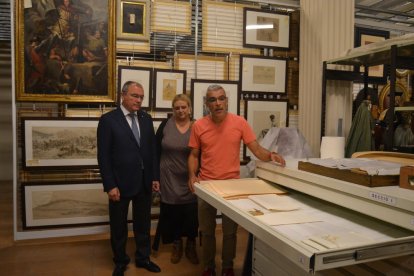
[188,84,285,276]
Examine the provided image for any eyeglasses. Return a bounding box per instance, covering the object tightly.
[206,96,227,103]
[130,94,144,100]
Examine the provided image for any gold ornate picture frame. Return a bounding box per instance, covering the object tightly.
[117,0,150,41]
[15,0,116,103]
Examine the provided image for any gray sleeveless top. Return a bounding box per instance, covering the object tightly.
[159,118,196,204]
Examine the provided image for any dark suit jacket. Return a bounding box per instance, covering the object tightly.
[97,107,159,197]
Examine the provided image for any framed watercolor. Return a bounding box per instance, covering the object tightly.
[153,69,187,111]
[244,99,288,159]
[117,66,152,109]
[243,8,290,50]
[15,0,116,103]
[22,117,99,169]
[191,79,240,120]
[355,27,390,82]
[240,55,287,94]
[117,0,150,41]
[21,181,161,229]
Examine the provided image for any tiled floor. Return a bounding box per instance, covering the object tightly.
[0,181,248,276]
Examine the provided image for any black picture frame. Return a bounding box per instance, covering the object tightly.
[354,27,390,83]
[153,69,187,111]
[117,65,152,109]
[243,8,291,50]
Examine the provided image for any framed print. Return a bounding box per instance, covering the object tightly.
[240,55,287,94]
[117,0,150,41]
[15,0,116,103]
[153,69,187,111]
[243,8,290,50]
[22,181,108,229]
[191,79,240,120]
[117,66,152,109]
[22,181,160,229]
[244,99,288,159]
[355,27,389,82]
[22,117,99,169]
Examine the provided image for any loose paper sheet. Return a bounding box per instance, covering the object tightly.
[248,194,300,211]
[201,178,286,199]
[256,211,322,226]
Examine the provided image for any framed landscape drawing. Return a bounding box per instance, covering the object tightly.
[22,182,108,229]
[191,79,240,120]
[117,0,150,41]
[244,99,288,158]
[22,118,99,169]
[118,66,152,109]
[15,0,116,103]
[243,8,290,50]
[355,27,389,82]
[240,55,287,94]
[22,181,160,229]
[153,69,187,111]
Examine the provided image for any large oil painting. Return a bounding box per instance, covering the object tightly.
[22,118,99,169]
[15,0,116,102]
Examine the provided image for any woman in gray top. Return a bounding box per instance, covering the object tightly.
[155,94,199,265]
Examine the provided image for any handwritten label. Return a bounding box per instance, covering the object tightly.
[369,192,396,206]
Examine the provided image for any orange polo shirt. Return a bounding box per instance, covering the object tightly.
[189,113,256,180]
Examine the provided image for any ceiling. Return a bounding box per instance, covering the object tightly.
[1,0,414,44]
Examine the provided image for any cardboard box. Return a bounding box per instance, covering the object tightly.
[400,166,414,190]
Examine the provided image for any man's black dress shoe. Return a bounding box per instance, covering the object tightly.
[136,260,161,273]
[112,265,126,276]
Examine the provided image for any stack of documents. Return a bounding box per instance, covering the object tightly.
[248,194,300,211]
[302,232,374,251]
[201,178,286,199]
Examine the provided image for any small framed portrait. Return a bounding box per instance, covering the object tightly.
[117,65,152,109]
[355,27,389,82]
[117,0,150,41]
[191,79,240,120]
[22,117,99,170]
[240,55,287,94]
[243,8,291,50]
[153,69,187,111]
[244,99,288,159]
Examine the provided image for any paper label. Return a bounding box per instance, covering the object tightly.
[369,192,396,206]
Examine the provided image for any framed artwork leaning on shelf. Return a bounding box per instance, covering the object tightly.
[243,8,291,50]
[15,0,116,103]
[191,79,240,120]
[22,117,99,170]
[354,27,390,82]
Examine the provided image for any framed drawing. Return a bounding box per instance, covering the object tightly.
[191,79,240,120]
[117,0,150,41]
[117,66,152,109]
[240,55,287,94]
[243,8,290,50]
[21,181,161,229]
[244,99,288,159]
[153,69,187,111]
[355,27,389,82]
[22,117,99,169]
[15,0,116,103]
[22,181,108,229]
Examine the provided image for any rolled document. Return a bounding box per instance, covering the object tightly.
[320,136,345,159]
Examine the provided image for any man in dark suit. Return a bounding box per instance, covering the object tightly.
[97,81,161,276]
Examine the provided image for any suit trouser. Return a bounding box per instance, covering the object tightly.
[198,198,238,270]
[109,190,152,266]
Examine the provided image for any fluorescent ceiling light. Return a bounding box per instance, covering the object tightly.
[246,24,274,30]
